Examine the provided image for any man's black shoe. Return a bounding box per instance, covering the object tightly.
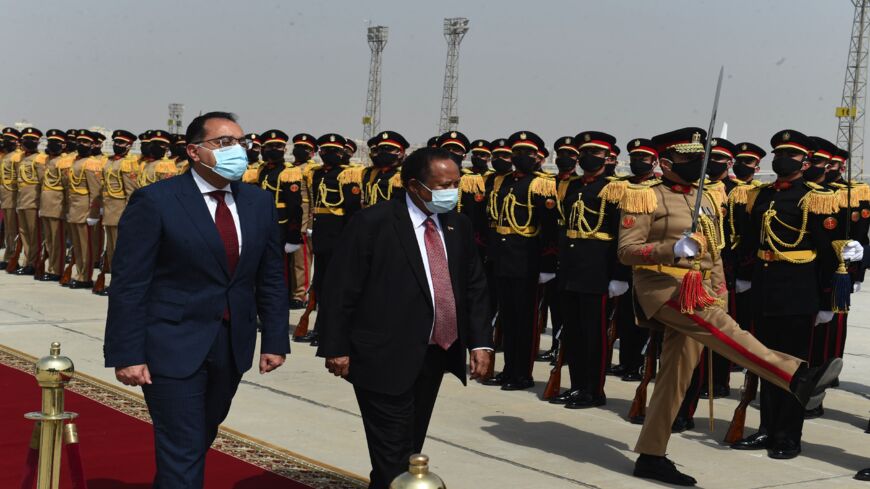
[565,392,606,409]
[0,261,6,269]
[36,273,60,282]
[671,416,695,433]
[501,377,534,391]
[482,372,505,386]
[855,468,870,481]
[803,405,824,419]
[69,280,95,289]
[549,388,583,405]
[96,287,110,297]
[294,331,317,343]
[621,370,643,382]
[633,454,696,486]
[536,349,556,362]
[607,364,628,377]
[731,432,769,450]
[768,439,801,459]
[15,265,35,275]
[790,358,842,409]
[289,299,306,310]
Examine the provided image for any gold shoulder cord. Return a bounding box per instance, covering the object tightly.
[69,160,89,195]
[260,175,286,220]
[43,161,63,191]
[18,157,39,185]
[317,175,344,208]
[488,174,508,221]
[0,158,14,190]
[499,185,539,237]
[760,200,813,264]
[566,192,607,239]
[103,163,125,198]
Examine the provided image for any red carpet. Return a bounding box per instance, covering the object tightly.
[0,359,352,489]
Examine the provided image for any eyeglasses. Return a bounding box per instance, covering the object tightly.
[194,136,254,150]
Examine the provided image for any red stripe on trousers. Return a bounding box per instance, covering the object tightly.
[599,295,607,395]
[664,300,792,384]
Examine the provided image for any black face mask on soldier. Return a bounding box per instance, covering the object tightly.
[630,160,654,176]
[373,152,399,167]
[706,160,729,178]
[732,161,755,180]
[471,155,489,172]
[771,157,803,177]
[91,145,103,156]
[512,154,538,174]
[448,152,464,167]
[555,156,576,173]
[150,145,167,160]
[21,139,38,151]
[3,140,15,152]
[492,157,512,173]
[246,149,260,162]
[263,148,284,163]
[46,141,63,155]
[77,144,91,156]
[670,155,704,182]
[604,164,617,177]
[170,144,185,158]
[579,154,605,173]
[292,148,309,163]
[113,144,128,156]
[320,151,342,166]
[825,169,842,183]
[803,165,826,182]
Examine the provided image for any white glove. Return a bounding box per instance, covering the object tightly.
[99,207,104,216]
[735,279,752,293]
[854,281,862,293]
[608,280,629,298]
[842,240,864,262]
[673,236,699,258]
[815,310,834,325]
[86,218,99,227]
[284,243,301,254]
[306,229,313,237]
[538,272,556,284]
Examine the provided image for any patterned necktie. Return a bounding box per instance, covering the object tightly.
[208,191,239,277]
[424,218,457,350]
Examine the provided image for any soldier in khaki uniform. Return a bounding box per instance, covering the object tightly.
[290,133,319,309]
[169,134,189,174]
[38,130,71,281]
[137,130,176,188]
[619,127,846,487]
[14,127,47,275]
[64,130,102,289]
[0,128,22,269]
[93,129,138,296]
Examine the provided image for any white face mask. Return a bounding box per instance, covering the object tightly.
[202,144,249,181]
[419,182,459,214]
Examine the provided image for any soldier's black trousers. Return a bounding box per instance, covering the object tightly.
[810,312,848,366]
[756,314,813,444]
[497,276,538,380]
[615,283,646,372]
[561,291,608,396]
[545,279,563,351]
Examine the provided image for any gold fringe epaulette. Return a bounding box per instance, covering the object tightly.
[727,182,752,205]
[619,182,659,214]
[832,181,870,207]
[85,157,105,172]
[278,165,303,183]
[56,154,75,170]
[154,158,177,175]
[459,172,486,195]
[303,161,321,184]
[389,171,403,189]
[529,174,557,198]
[120,155,141,173]
[338,165,364,186]
[705,180,727,209]
[599,178,628,203]
[34,154,48,165]
[801,182,840,215]
[745,183,769,213]
[7,149,23,163]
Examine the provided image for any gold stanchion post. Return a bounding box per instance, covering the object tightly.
[390,454,446,489]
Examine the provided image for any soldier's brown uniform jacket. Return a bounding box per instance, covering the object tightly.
[15,152,47,211]
[102,155,139,226]
[40,153,75,219]
[0,149,23,209]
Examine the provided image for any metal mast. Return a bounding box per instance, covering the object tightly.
[363,26,388,142]
[438,17,469,134]
[168,103,184,135]
[836,0,870,180]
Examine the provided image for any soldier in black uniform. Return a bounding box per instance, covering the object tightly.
[343,139,357,165]
[481,139,513,342]
[482,131,558,391]
[362,131,408,208]
[731,130,852,459]
[437,131,471,168]
[245,132,261,165]
[454,137,491,262]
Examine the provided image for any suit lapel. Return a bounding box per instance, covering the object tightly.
[232,182,256,282]
[440,212,462,299]
[176,171,229,278]
[393,199,433,309]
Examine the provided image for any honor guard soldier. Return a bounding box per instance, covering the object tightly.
[437,130,470,168]
[548,131,628,408]
[482,138,514,330]
[170,134,189,174]
[13,127,47,275]
[290,132,319,309]
[618,127,845,486]
[87,132,109,272]
[366,135,379,163]
[64,129,78,153]
[343,139,357,164]
[0,128,23,270]
[137,130,176,187]
[458,139,493,260]
[93,129,138,296]
[241,133,263,184]
[729,129,849,459]
[38,130,71,281]
[482,130,558,391]
[362,130,409,207]
[426,136,439,148]
[65,130,102,288]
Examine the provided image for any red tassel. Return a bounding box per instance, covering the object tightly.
[679,260,717,314]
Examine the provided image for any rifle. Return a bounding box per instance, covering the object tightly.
[59,245,75,286]
[605,297,619,369]
[5,235,21,273]
[529,283,548,375]
[34,217,45,278]
[629,336,657,423]
[724,371,758,444]
[293,289,316,340]
[542,336,564,400]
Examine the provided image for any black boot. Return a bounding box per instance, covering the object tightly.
[549,388,583,405]
[536,348,557,362]
[565,392,606,409]
[768,439,801,459]
[803,405,824,419]
[671,416,695,433]
[731,431,769,450]
[482,372,505,386]
[790,358,842,409]
[856,468,870,481]
[633,454,696,486]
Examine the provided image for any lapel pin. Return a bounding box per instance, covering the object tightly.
[447,226,454,231]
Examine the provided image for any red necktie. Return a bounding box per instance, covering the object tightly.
[208,191,240,322]
[424,218,457,350]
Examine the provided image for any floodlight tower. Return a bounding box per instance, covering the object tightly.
[836,0,870,180]
[168,103,184,135]
[438,17,469,134]
[363,26,388,141]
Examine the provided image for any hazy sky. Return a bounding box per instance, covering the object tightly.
[0,0,857,155]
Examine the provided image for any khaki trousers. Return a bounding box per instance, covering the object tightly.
[16,209,38,267]
[104,225,118,273]
[69,223,92,282]
[291,237,311,300]
[42,217,64,275]
[635,300,802,456]
[2,207,17,261]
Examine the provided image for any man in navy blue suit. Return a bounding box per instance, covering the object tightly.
[104,111,290,489]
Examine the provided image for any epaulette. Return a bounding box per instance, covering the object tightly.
[529,174,557,198]
[534,170,555,179]
[459,172,486,195]
[705,180,727,209]
[302,161,321,182]
[832,181,870,207]
[7,149,23,163]
[34,154,48,164]
[337,165,364,186]
[278,165,303,183]
[119,155,140,173]
[727,181,752,205]
[154,158,177,175]
[801,182,840,215]
[599,178,629,204]
[241,166,260,184]
[619,182,659,214]
[85,157,105,172]
[389,171,403,189]
[744,183,770,213]
[56,154,75,170]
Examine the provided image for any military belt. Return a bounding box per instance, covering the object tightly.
[565,230,613,241]
[634,264,710,280]
[314,207,344,216]
[756,249,816,262]
[496,225,538,236]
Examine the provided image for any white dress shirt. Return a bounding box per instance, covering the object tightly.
[192,167,243,254]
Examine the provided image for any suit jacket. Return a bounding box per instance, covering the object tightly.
[104,170,290,378]
[316,198,492,395]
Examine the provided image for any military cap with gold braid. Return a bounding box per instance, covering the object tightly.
[575,131,617,153]
[317,133,346,150]
[426,136,439,148]
[245,133,261,148]
[710,137,737,160]
[770,129,813,155]
[627,138,658,158]
[553,136,578,154]
[2,127,21,140]
[491,138,511,155]
[508,130,545,152]
[652,127,707,154]
[21,127,43,140]
[112,129,136,144]
[367,136,380,150]
[172,134,186,145]
[345,139,357,154]
[65,129,77,141]
[376,130,409,150]
[831,147,849,164]
[470,139,491,155]
[262,130,289,146]
[138,130,152,142]
[76,129,94,142]
[437,131,471,154]
[810,136,837,160]
[292,133,317,150]
[46,129,66,142]
[150,130,171,144]
[735,142,766,162]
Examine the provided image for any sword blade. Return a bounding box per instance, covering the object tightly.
[691,66,725,233]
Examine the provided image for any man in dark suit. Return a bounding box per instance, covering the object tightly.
[104,112,290,489]
[317,147,493,489]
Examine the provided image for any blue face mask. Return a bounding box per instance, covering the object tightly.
[419,182,459,214]
[204,144,248,181]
